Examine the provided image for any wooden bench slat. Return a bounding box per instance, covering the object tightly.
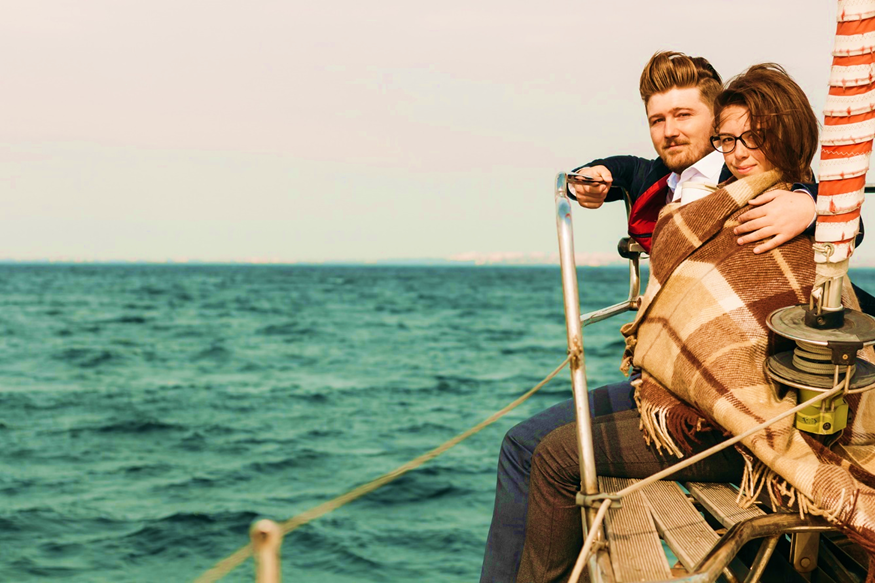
[599,476,672,582]
[685,482,765,529]
[639,480,720,572]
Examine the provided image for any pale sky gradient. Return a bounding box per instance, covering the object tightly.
[3,1,870,263]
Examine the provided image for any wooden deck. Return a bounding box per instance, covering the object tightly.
[597,478,767,582]
[600,476,671,581]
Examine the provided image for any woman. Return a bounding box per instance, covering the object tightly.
[515,64,822,583]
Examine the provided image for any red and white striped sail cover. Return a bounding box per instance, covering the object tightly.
[817,0,875,265]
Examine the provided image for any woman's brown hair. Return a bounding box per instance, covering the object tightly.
[713,64,818,183]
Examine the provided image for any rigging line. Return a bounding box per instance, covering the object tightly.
[194,355,572,583]
[567,380,847,583]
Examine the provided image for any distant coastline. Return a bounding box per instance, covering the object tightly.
[2,252,875,268]
[0,254,625,267]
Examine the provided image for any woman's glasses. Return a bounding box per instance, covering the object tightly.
[710,131,764,154]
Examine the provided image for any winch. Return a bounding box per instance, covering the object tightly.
[767,276,875,435]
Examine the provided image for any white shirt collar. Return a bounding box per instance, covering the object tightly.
[667,150,724,204]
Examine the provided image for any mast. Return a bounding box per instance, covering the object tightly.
[765,0,875,435]
[811,0,875,320]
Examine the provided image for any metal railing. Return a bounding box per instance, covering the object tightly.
[251,520,283,583]
[554,172,646,581]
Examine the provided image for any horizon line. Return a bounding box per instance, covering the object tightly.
[3,258,875,270]
[0,258,624,267]
[0,251,630,267]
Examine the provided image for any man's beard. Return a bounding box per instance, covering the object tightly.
[660,140,709,173]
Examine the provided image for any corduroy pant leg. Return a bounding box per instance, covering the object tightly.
[516,410,746,583]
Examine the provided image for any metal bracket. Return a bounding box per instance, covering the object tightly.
[827,340,863,365]
[804,304,845,329]
[589,539,608,553]
[617,237,644,260]
[790,532,820,573]
[576,491,623,509]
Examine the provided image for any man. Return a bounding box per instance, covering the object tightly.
[480,51,817,583]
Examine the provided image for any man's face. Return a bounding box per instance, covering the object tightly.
[645,87,714,173]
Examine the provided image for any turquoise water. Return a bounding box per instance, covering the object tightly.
[3,264,874,582]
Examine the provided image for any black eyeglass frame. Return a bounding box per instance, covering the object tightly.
[710,131,764,154]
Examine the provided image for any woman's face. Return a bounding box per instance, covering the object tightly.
[717,105,775,179]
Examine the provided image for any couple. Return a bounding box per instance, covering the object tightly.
[482,52,828,582]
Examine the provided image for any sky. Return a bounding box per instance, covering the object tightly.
[3,1,871,264]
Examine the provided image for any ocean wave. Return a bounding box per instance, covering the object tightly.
[137,285,169,296]
[245,450,324,474]
[193,345,232,362]
[100,315,150,325]
[54,348,123,368]
[5,556,79,579]
[171,326,209,338]
[361,473,471,505]
[431,375,481,394]
[123,303,157,310]
[147,510,260,528]
[587,337,628,354]
[0,508,122,537]
[115,510,260,561]
[287,392,330,404]
[500,345,558,355]
[257,321,317,337]
[123,463,174,476]
[94,419,184,434]
[156,475,234,491]
[297,540,384,574]
[391,421,454,434]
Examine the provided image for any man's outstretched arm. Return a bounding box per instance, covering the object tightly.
[568,156,657,209]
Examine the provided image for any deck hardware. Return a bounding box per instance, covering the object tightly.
[827,340,864,365]
[250,519,283,583]
[617,236,644,259]
[576,491,623,509]
[766,305,875,434]
[789,532,820,573]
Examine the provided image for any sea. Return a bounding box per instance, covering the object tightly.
[4,264,875,582]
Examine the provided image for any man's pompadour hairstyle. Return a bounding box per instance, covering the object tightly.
[639,51,723,106]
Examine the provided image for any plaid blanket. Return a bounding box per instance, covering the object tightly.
[620,170,875,561]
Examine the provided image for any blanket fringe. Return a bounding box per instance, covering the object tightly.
[738,451,812,519]
[634,378,685,459]
[736,447,861,531]
[736,452,772,510]
[620,336,637,377]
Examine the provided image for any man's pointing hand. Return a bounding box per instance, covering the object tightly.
[570,166,613,209]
